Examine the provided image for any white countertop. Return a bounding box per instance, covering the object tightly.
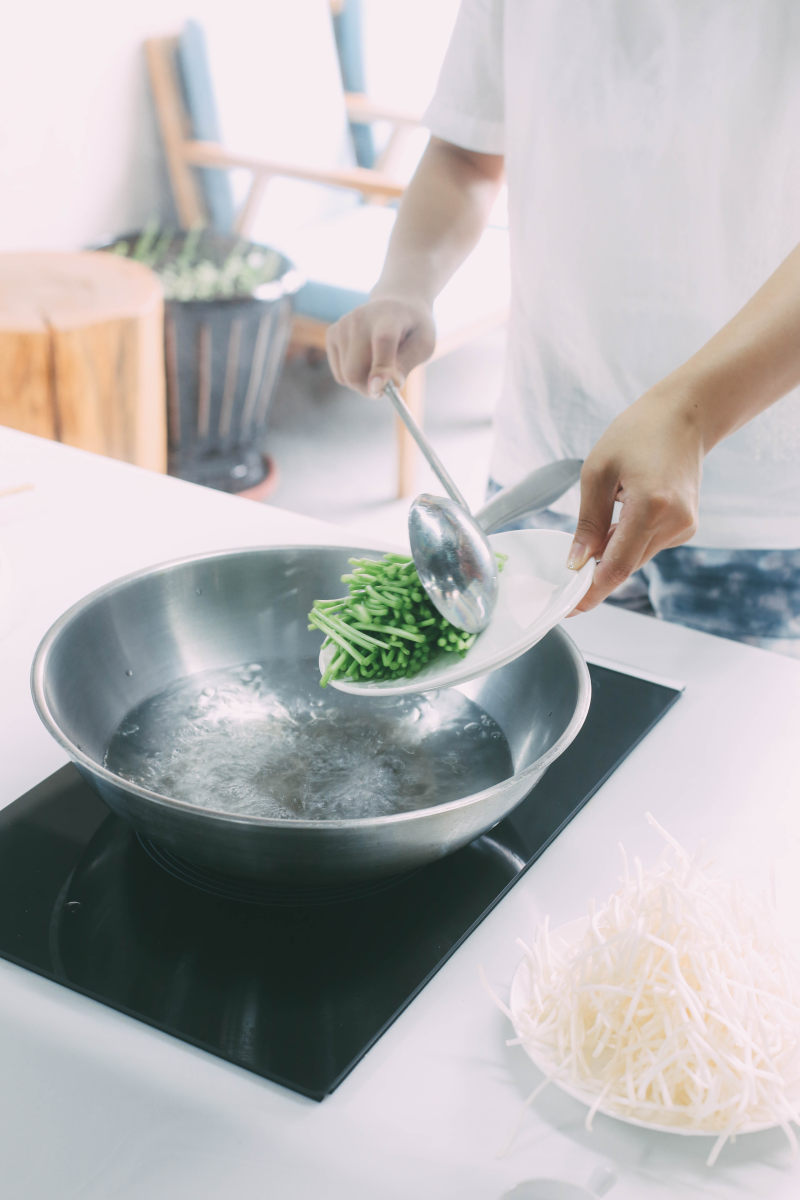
[1,426,799,1200]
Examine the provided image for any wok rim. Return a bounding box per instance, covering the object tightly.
[30,544,592,833]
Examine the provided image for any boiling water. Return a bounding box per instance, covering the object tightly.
[104,659,513,821]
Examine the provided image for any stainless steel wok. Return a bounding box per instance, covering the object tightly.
[30,464,590,886]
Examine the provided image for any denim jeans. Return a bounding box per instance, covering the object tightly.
[487,484,800,659]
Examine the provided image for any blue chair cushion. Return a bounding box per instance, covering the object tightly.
[292,281,370,324]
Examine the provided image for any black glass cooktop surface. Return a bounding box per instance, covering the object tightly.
[0,663,680,1100]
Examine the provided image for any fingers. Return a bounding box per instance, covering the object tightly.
[326,318,367,388]
[572,523,659,613]
[562,385,704,613]
[326,331,344,385]
[326,299,436,397]
[367,318,406,397]
[366,316,436,395]
[572,494,698,612]
[567,463,618,570]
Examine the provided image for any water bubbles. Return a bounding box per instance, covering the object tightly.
[238,663,263,682]
[104,658,512,822]
[125,669,134,677]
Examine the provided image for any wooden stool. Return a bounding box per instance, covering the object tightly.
[0,251,167,472]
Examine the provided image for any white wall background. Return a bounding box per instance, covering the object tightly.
[0,0,459,253]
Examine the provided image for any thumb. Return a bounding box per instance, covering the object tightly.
[567,467,617,570]
[367,371,400,398]
[367,323,404,397]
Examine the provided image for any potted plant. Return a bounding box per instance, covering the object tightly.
[100,223,304,497]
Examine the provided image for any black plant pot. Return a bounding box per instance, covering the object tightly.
[98,230,304,495]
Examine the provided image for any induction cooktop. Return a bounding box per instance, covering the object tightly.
[0,662,680,1100]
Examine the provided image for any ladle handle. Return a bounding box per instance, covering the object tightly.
[476,459,584,534]
[383,382,470,512]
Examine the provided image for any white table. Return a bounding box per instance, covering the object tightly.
[1,427,799,1200]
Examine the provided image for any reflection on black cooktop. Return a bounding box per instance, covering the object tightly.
[0,664,680,1099]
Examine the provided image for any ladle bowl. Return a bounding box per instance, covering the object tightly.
[383,381,498,632]
[408,493,498,634]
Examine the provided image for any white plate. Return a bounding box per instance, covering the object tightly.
[322,529,594,697]
[509,917,789,1138]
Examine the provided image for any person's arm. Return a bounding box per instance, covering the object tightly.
[570,241,800,611]
[326,136,504,396]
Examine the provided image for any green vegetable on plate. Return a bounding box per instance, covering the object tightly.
[309,550,506,688]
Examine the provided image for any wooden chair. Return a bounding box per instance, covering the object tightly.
[144,3,509,497]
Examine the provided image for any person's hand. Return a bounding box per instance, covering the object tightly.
[326,295,436,397]
[567,387,705,612]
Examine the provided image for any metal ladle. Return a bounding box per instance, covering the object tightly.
[383,381,498,633]
[323,452,590,698]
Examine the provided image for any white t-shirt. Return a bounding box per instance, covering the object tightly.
[424,0,800,548]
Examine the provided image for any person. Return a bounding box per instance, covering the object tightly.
[326,0,800,656]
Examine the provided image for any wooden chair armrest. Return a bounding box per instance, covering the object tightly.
[182,140,407,200]
[343,92,422,128]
